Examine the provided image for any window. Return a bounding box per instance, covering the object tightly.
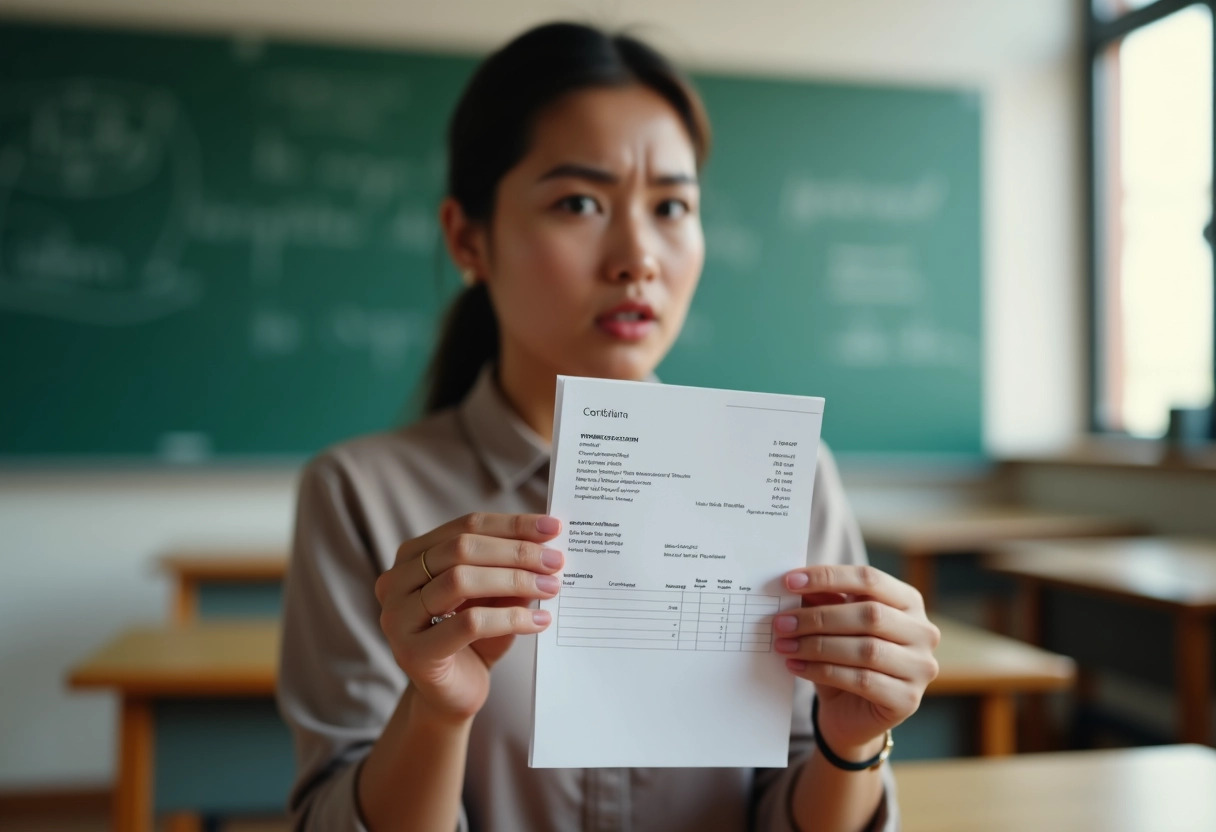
[1089,0,1215,438]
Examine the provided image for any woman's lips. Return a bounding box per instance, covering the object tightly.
[595,305,658,342]
[596,316,657,341]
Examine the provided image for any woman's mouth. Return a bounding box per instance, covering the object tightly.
[595,303,658,342]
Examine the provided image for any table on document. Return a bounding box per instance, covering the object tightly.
[556,587,778,651]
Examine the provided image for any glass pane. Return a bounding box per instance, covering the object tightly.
[1096,4,1213,437]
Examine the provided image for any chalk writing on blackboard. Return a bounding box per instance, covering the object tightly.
[0,78,201,325]
[780,174,948,228]
[256,68,410,140]
[832,313,977,370]
[327,304,432,372]
[250,307,304,357]
[826,244,924,307]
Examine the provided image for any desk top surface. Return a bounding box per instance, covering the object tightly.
[857,505,1144,554]
[893,744,1216,832]
[67,620,279,695]
[66,616,1071,697]
[159,550,288,582]
[927,617,1075,694]
[985,537,1216,611]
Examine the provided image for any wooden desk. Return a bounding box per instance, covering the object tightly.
[158,549,287,623]
[928,617,1075,755]
[858,505,1145,611]
[68,622,280,832]
[66,613,1074,831]
[986,537,1216,745]
[893,744,1216,832]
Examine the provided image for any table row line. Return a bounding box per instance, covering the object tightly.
[557,633,774,651]
[559,600,781,614]
[559,618,777,634]
[559,588,780,609]
[560,588,779,598]
[560,609,777,623]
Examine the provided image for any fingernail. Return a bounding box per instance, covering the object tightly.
[787,572,809,589]
[775,615,798,633]
[533,609,552,625]
[786,659,807,672]
[536,575,560,594]
[775,638,799,653]
[541,548,563,569]
[536,516,561,534]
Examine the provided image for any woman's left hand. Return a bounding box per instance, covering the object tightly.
[774,564,941,754]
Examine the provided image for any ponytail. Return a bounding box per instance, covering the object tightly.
[422,282,498,413]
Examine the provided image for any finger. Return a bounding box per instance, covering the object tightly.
[775,634,936,683]
[786,565,923,611]
[426,532,565,581]
[397,533,565,596]
[802,592,848,606]
[413,605,552,657]
[773,601,936,647]
[785,660,918,713]
[411,564,560,626]
[394,512,562,567]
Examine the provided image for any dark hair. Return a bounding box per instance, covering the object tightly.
[422,21,712,413]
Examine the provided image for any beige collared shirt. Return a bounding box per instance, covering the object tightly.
[276,365,899,832]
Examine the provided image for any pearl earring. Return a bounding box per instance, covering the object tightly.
[461,267,477,287]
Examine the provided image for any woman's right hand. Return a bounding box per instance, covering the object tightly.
[374,512,564,723]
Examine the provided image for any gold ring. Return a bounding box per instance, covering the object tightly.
[420,549,435,582]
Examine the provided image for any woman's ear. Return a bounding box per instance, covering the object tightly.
[438,197,491,285]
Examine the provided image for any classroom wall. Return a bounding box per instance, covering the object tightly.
[0,0,1084,789]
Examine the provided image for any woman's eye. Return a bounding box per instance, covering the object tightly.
[557,195,600,215]
[657,199,691,219]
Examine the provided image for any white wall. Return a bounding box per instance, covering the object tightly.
[0,0,1083,788]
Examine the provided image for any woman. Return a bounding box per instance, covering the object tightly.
[276,21,940,832]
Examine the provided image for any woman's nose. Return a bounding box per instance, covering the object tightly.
[604,212,659,283]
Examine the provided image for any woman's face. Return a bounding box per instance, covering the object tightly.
[482,83,704,383]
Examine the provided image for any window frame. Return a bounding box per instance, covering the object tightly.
[1086,0,1216,438]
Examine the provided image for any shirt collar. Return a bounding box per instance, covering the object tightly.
[456,363,661,493]
[457,364,552,493]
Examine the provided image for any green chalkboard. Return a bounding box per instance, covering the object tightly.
[0,20,981,461]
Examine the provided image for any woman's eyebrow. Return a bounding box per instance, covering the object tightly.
[536,163,698,187]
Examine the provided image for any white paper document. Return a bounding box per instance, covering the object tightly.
[529,375,825,768]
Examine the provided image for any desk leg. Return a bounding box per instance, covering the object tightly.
[114,697,153,832]
[983,596,1013,637]
[165,812,204,832]
[173,579,198,624]
[1016,579,1054,751]
[978,693,1016,756]
[1019,579,1042,646]
[903,553,935,613]
[1176,611,1212,745]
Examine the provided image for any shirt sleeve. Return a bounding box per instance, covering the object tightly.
[751,443,901,832]
[275,451,469,832]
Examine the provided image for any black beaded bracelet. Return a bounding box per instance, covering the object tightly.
[811,695,894,772]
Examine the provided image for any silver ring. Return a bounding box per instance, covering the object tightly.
[430,611,456,626]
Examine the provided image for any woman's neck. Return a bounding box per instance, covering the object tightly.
[495,347,558,444]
